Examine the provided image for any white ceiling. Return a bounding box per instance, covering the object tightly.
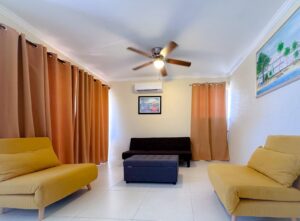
[0,0,287,82]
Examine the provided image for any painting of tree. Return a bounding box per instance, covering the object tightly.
[256,7,300,97]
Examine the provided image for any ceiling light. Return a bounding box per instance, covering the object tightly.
[153,59,165,69]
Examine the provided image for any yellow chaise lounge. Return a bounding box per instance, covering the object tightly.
[0,137,98,220]
[208,136,300,221]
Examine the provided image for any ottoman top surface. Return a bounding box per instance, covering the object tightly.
[124,155,178,167]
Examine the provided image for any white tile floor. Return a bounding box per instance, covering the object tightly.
[0,161,294,221]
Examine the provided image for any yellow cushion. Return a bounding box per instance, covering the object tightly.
[208,164,300,213]
[0,137,52,154]
[264,136,300,190]
[0,148,60,182]
[0,164,98,207]
[248,148,300,187]
[265,135,300,155]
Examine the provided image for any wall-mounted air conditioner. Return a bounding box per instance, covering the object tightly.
[134,81,163,93]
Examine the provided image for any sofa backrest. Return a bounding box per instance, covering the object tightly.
[265,135,300,190]
[0,137,52,154]
[129,137,191,151]
[265,135,300,155]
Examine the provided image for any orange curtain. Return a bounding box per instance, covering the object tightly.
[90,80,102,164]
[0,25,51,138]
[74,70,90,163]
[26,43,52,138]
[100,85,109,162]
[191,82,229,161]
[48,54,74,163]
[72,70,109,164]
[0,24,109,164]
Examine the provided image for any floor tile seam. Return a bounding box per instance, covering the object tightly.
[73,214,132,220]
[132,190,151,220]
[188,189,196,221]
[48,214,78,218]
[106,188,150,193]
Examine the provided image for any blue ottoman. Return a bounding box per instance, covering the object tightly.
[123,155,178,184]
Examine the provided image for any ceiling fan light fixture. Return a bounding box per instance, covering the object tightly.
[153,58,165,69]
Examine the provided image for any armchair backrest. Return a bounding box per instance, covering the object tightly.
[265,135,300,155]
[0,137,52,154]
[265,135,300,189]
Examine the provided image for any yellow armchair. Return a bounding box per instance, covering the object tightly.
[208,136,300,221]
[0,137,98,220]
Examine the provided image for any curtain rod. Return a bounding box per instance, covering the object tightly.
[189,82,226,86]
[92,80,110,89]
[26,39,38,48]
[47,52,69,64]
[58,58,67,64]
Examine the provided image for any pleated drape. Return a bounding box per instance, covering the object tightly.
[100,85,109,163]
[26,43,52,138]
[90,80,102,164]
[0,26,51,138]
[72,71,109,164]
[190,82,229,161]
[0,26,24,138]
[48,54,74,163]
[0,24,109,164]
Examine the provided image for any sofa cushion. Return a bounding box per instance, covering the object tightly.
[129,137,191,151]
[265,135,300,155]
[248,148,300,187]
[265,136,300,190]
[0,137,53,154]
[208,164,300,213]
[123,150,191,155]
[0,164,98,207]
[0,148,61,182]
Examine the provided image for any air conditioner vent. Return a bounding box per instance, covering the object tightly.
[134,81,163,93]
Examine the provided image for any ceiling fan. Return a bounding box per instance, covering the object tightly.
[127,41,191,77]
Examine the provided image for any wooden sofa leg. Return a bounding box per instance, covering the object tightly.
[87,184,92,191]
[231,215,237,221]
[0,208,4,214]
[38,208,45,221]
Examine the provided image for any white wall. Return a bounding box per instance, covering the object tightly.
[229,2,300,164]
[109,78,227,163]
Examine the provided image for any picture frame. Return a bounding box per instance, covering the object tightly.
[256,7,300,97]
[138,96,161,114]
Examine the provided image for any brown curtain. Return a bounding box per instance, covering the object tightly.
[69,65,110,164]
[0,24,109,164]
[100,85,109,162]
[0,25,51,138]
[48,54,74,163]
[26,43,52,138]
[90,80,102,164]
[191,82,229,161]
[73,70,90,163]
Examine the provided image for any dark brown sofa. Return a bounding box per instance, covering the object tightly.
[122,137,192,167]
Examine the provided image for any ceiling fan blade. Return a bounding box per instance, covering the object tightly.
[132,61,154,70]
[166,58,191,67]
[127,47,152,58]
[160,41,178,57]
[160,66,168,77]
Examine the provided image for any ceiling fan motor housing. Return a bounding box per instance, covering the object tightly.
[151,47,163,58]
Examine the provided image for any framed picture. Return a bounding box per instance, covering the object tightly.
[256,7,300,97]
[138,96,161,114]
